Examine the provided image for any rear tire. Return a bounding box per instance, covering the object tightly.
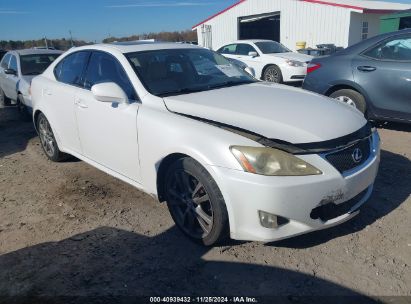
[36,113,69,162]
[263,65,283,83]
[329,89,366,114]
[0,87,11,106]
[164,157,229,246]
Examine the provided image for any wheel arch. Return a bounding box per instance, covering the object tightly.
[156,153,194,203]
[261,63,280,80]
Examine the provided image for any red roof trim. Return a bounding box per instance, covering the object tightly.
[192,0,247,29]
[299,0,364,11]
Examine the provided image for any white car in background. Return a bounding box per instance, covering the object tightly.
[217,40,312,83]
[31,42,379,245]
[0,49,62,114]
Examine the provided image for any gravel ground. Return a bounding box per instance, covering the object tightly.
[0,106,410,303]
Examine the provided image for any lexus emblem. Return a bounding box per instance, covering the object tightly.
[352,148,363,163]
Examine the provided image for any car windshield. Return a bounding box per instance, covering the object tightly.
[126,48,256,97]
[20,54,61,75]
[255,41,291,54]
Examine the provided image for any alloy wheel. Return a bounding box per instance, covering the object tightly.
[166,169,214,239]
[38,116,56,157]
[335,95,357,108]
[265,68,280,83]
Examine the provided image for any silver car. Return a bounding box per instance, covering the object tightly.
[0,49,62,114]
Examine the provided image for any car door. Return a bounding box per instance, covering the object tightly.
[74,51,141,182]
[234,43,266,78]
[45,51,91,154]
[352,34,411,120]
[2,54,19,100]
[0,54,11,94]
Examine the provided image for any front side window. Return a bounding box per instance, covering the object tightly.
[255,41,291,54]
[126,48,256,97]
[236,44,257,56]
[0,54,11,69]
[54,51,90,86]
[217,44,237,55]
[364,35,411,61]
[20,54,60,76]
[83,52,138,101]
[9,55,17,71]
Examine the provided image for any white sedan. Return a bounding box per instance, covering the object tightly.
[217,40,312,83]
[31,42,380,245]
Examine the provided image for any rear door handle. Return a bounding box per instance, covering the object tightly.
[357,66,376,72]
[74,98,88,109]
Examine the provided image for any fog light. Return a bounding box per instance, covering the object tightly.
[259,210,278,228]
[258,211,289,229]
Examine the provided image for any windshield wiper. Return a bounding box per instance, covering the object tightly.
[23,72,41,75]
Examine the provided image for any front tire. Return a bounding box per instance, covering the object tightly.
[263,65,283,83]
[36,113,69,162]
[329,89,366,114]
[0,87,11,106]
[164,157,229,246]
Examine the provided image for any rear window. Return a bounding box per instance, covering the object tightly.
[54,51,90,86]
[20,54,61,75]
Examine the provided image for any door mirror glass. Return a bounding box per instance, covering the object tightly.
[248,51,258,58]
[4,68,17,76]
[91,82,129,104]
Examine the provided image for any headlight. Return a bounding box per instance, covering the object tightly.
[230,146,322,176]
[285,59,306,67]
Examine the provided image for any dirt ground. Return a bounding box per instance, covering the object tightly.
[0,106,410,303]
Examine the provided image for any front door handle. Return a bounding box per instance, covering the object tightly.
[357,66,376,72]
[74,98,88,109]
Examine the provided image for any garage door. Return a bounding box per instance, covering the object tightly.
[238,12,280,42]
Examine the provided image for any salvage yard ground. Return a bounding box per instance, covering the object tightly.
[0,106,410,300]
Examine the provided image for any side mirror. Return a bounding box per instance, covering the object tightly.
[248,51,258,58]
[4,68,17,76]
[91,82,128,104]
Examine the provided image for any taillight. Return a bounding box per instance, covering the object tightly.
[307,63,321,74]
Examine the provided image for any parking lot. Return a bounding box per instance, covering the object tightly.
[0,105,410,299]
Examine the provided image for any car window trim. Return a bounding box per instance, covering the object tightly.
[82,50,140,103]
[360,33,411,62]
[53,50,92,89]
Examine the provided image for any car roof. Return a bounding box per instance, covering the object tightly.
[10,49,64,56]
[339,28,411,55]
[71,42,201,54]
[231,40,275,44]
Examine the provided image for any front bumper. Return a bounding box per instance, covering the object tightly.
[208,132,380,242]
[281,65,307,82]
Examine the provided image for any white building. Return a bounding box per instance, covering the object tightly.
[193,0,411,51]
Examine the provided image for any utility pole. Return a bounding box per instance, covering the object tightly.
[69,30,74,47]
[44,37,48,49]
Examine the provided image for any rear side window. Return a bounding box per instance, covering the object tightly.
[9,55,17,71]
[83,52,138,101]
[1,54,10,69]
[54,51,90,86]
[217,44,237,54]
[364,35,411,61]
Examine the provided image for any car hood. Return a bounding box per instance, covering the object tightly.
[266,52,313,62]
[163,82,366,144]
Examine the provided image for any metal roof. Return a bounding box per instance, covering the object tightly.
[192,0,411,29]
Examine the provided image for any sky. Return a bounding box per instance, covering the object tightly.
[0,0,411,42]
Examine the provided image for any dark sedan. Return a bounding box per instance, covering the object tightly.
[302,29,411,123]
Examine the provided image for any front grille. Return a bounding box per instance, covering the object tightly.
[325,138,371,173]
[310,188,369,221]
